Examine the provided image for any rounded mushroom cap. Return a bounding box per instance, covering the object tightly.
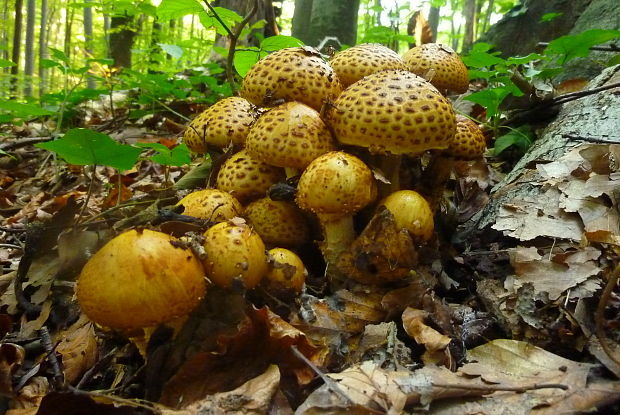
[183,97,259,153]
[296,151,377,218]
[447,115,486,159]
[176,189,243,222]
[216,149,285,204]
[202,222,268,289]
[265,248,306,294]
[379,190,434,242]
[240,47,343,112]
[244,197,310,247]
[245,102,336,170]
[402,43,469,94]
[76,229,206,331]
[327,70,456,156]
[330,43,407,88]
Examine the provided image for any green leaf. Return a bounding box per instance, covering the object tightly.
[545,29,620,65]
[136,143,191,166]
[234,47,263,77]
[157,0,203,20]
[35,128,142,171]
[0,58,16,68]
[260,35,304,52]
[464,87,511,119]
[540,12,562,22]
[471,43,494,53]
[0,101,55,117]
[0,148,15,158]
[158,43,184,59]
[506,53,544,65]
[494,127,534,155]
[462,51,505,68]
[174,157,212,190]
[209,7,242,35]
[608,54,620,66]
[49,48,69,65]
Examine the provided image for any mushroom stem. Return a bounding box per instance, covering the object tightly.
[317,213,355,267]
[422,153,454,213]
[284,167,300,179]
[378,154,402,197]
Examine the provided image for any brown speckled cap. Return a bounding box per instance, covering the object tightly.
[176,189,243,222]
[216,149,285,204]
[245,102,336,170]
[448,115,486,159]
[296,151,377,218]
[403,43,469,94]
[244,197,309,247]
[330,43,407,88]
[240,47,343,112]
[327,70,456,156]
[183,97,259,153]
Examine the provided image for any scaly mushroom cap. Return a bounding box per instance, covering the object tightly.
[379,190,434,242]
[183,97,259,153]
[245,102,336,170]
[330,43,407,88]
[202,222,267,289]
[327,70,456,156]
[76,229,206,331]
[296,151,377,219]
[448,115,486,159]
[216,149,285,204]
[176,189,243,222]
[240,47,343,112]
[265,248,306,294]
[244,197,310,247]
[402,43,469,94]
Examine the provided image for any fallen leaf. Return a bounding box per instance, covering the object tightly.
[0,343,25,396]
[402,308,451,355]
[54,315,98,384]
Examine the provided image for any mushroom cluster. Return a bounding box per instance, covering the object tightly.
[178,44,481,286]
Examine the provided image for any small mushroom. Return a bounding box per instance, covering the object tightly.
[244,197,310,248]
[379,190,434,243]
[264,248,307,297]
[330,43,407,88]
[296,151,377,267]
[402,43,469,94]
[216,149,285,204]
[202,221,268,289]
[176,189,243,222]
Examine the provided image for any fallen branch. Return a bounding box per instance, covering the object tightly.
[537,42,620,52]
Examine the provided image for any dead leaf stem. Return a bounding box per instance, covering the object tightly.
[595,265,620,366]
[431,382,569,393]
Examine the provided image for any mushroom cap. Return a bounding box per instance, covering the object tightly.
[240,47,343,112]
[76,229,206,331]
[379,190,434,241]
[183,97,259,153]
[326,70,456,156]
[296,151,377,219]
[245,102,336,170]
[402,43,469,94]
[265,248,306,294]
[447,115,486,159]
[244,197,310,247]
[202,222,268,289]
[330,43,407,88]
[216,149,285,204]
[176,189,243,222]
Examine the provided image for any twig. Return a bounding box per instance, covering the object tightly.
[562,133,620,144]
[203,1,234,37]
[76,347,118,389]
[67,385,156,411]
[432,382,568,392]
[537,42,620,52]
[0,136,54,152]
[40,326,65,389]
[0,244,22,250]
[552,81,620,105]
[595,265,620,366]
[76,165,97,225]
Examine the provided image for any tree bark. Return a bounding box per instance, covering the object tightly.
[428,6,440,42]
[298,0,360,50]
[63,4,74,62]
[83,0,95,89]
[292,0,313,43]
[23,0,35,97]
[38,0,47,95]
[109,15,137,69]
[11,0,23,95]
[462,0,476,52]
[1,0,9,69]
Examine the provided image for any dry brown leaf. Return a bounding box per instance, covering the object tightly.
[402,308,451,354]
[55,315,98,385]
[347,322,413,369]
[0,343,25,396]
[6,376,48,414]
[160,365,280,415]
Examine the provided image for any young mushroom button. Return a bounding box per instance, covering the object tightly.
[296,151,377,266]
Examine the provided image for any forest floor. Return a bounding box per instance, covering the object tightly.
[1,80,620,414]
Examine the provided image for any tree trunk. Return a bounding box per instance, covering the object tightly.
[149,18,162,69]
[63,4,74,62]
[23,0,35,97]
[462,0,476,52]
[292,0,313,43]
[300,0,360,50]
[428,6,440,42]
[11,0,23,95]
[481,0,494,34]
[1,0,9,69]
[83,0,95,89]
[38,0,47,95]
[109,15,136,69]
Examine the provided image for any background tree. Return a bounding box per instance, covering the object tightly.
[109,15,137,69]
[23,0,35,96]
[11,0,23,94]
[462,0,476,51]
[84,0,96,89]
[292,0,361,49]
[38,0,48,95]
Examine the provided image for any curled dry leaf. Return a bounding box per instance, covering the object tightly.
[402,307,451,365]
[54,315,98,385]
[6,376,49,415]
[0,343,25,396]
